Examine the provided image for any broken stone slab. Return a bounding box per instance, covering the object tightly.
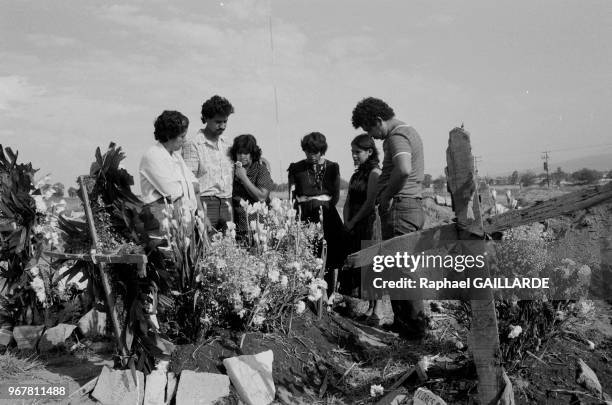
[144,369,166,405]
[91,366,144,405]
[413,387,447,405]
[12,325,45,350]
[175,370,230,405]
[576,358,602,396]
[165,372,177,405]
[78,308,107,337]
[223,350,275,405]
[0,327,13,346]
[38,323,77,351]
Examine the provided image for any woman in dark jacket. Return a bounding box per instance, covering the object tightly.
[288,132,347,287]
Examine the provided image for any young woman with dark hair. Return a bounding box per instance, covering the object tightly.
[229,134,274,237]
[344,134,381,252]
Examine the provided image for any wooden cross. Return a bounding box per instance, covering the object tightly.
[45,176,148,366]
[347,127,612,404]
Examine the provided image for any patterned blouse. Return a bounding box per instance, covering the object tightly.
[232,161,274,204]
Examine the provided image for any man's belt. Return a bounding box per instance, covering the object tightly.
[201,196,232,202]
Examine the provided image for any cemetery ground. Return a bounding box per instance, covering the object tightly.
[1,186,611,404]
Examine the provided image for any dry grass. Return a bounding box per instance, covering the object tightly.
[0,351,43,379]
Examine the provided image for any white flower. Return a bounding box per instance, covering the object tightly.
[295,301,306,314]
[226,221,236,231]
[555,310,566,321]
[586,340,595,351]
[314,258,324,270]
[508,325,522,339]
[243,285,261,301]
[287,261,302,272]
[308,289,322,302]
[267,269,280,283]
[575,300,595,316]
[299,270,313,281]
[275,228,286,240]
[33,195,47,212]
[270,197,282,211]
[252,314,265,326]
[455,340,464,350]
[280,275,288,288]
[307,279,327,302]
[240,199,249,208]
[43,188,56,199]
[418,355,436,371]
[249,220,257,230]
[370,384,384,398]
[31,276,46,304]
[29,266,40,277]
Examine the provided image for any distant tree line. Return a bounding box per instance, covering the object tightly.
[487,167,610,187]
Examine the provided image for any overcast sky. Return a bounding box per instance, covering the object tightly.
[1,0,611,188]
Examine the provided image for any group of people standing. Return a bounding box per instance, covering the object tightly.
[138,95,426,334]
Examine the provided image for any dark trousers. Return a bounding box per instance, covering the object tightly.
[379,197,425,240]
[378,197,426,331]
[201,196,232,232]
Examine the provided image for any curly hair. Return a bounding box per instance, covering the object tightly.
[351,133,380,169]
[154,110,189,142]
[351,97,395,129]
[201,95,234,123]
[301,132,328,155]
[229,134,262,162]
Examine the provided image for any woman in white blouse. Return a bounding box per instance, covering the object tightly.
[139,110,205,233]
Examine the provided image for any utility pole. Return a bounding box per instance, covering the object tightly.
[541,151,550,188]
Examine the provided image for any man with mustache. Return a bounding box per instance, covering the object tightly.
[182,95,235,232]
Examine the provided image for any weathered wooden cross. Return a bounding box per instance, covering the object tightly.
[45,176,148,366]
[347,126,612,404]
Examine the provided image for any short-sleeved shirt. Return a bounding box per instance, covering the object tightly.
[139,143,198,211]
[377,125,424,199]
[232,161,274,204]
[181,130,233,198]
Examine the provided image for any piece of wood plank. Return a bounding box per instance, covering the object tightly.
[483,181,612,234]
[345,223,457,269]
[446,127,504,405]
[346,181,612,269]
[45,251,147,264]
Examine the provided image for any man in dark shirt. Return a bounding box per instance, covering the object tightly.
[351,97,427,335]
